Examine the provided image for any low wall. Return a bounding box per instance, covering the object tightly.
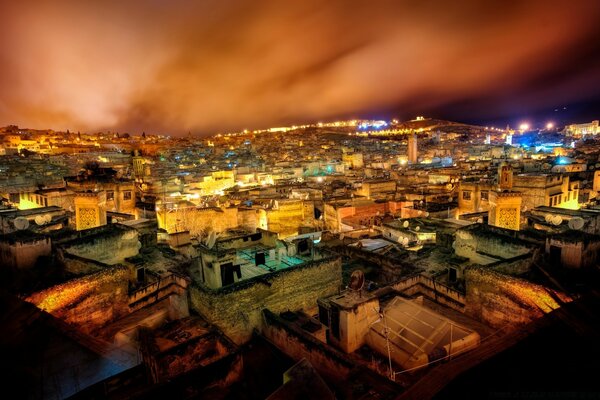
[261,310,354,383]
[26,265,131,334]
[392,274,466,311]
[190,257,342,344]
[333,245,409,282]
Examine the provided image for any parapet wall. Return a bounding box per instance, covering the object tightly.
[190,256,342,344]
[26,265,131,334]
[62,226,141,265]
[392,274,466,311]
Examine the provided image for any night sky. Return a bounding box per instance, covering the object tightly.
[1,0,599,135]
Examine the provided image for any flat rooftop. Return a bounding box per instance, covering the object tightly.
[234,244,321,280]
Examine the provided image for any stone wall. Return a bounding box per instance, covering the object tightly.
[189,256,342,344]
[62,226,141,265]
[26,265,131,334]
[464,267,568,329]
[266,199,307,238]
[157,206,240,237]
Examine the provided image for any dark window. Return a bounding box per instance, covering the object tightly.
[107,190,114,200]
[298,239,310,254]
[123,190,132,200]
[330,307,340,340]
[462,191,472,200]
[255,252,266,265]
[449,267,457,283]
[220,262,234,286]
[481,191,489,200]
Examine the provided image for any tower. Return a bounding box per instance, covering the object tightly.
[498,162,513,190]
[408,132,418,164]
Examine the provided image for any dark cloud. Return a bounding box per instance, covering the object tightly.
[0,0,599,135]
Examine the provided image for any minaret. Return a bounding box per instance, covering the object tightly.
[498,162,513,190]
[505,124,513,145]
[408,132,418,164]
[488,161,521,231]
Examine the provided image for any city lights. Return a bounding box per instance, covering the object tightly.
[0,1,598,397]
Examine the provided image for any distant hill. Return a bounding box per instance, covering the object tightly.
[394,118,488,132]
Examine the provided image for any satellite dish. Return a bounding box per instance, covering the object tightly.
[424,212,430,217]
[35,215,46,226]
[44,214,52,224]
[348,270,365,291]
[402,220,409,228]
[568,217,585,230]
[14,217,29,230]
[401,237,409,246]
[552,215,563,226]
[415,226,420,232]
[476,218,483,223]
[545,214,553,223]
[522,206,528,212]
